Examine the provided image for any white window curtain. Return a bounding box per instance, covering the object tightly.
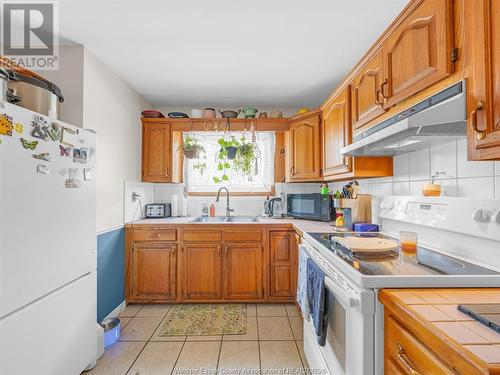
[184,131,275,194]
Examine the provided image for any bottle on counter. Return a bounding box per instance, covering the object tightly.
[209,203,215,217]
[202,202,209,217]
[321,182,330,196]
[335,211,345,229]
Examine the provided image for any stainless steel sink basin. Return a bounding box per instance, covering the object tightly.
[190,215,260,223]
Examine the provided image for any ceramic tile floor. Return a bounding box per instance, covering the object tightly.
[84,303,307,375]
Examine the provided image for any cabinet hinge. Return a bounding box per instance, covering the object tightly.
[451,48,458,62]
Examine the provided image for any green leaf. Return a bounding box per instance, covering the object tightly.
[217,162,223,171]
[224,162,230,169]
[221,174,229,181]
[213,177,220,183]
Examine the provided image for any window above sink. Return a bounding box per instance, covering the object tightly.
[184,131,276,196]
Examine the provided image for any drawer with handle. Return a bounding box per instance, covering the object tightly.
[385,315,455,375]
[133,228,177,242]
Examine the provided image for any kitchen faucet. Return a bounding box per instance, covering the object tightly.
[216,187,234,219]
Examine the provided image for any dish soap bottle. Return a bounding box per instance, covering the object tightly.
[321,182,330,196]
[335,211,345,229]
[209,203,215,217]
[202,202,209,217]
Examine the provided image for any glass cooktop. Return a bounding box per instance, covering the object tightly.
[307,232,499,276]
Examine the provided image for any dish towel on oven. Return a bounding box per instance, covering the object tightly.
[306,258,329,346]
[296,246,310,319]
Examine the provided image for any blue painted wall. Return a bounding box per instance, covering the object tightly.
[96,227,125,321]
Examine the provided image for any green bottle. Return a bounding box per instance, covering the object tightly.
[320,182,330,196]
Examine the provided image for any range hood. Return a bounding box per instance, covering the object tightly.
[341,80,466,156]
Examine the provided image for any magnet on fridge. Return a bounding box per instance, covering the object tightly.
[36,164,49,174]
[61,127,76,147]
[0,114,13,136]
[59,144,71,157]
[31,115,50,140]
[65,168,82,188]
[33,152,52,162]
[14,123,23,134]
[48,122,61,141]
[89,148,95,159]
[83,168,93,181]
[59,168,68,177]
[20,138,38,150]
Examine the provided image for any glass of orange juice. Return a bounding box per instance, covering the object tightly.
[400,231,418,255]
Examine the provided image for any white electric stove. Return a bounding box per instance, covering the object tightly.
[301,196,500,375]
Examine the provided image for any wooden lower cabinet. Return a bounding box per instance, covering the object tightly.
[269,231,297,299]
[182,244,222,300]
[130,242,177,302]
[223,243,263,299]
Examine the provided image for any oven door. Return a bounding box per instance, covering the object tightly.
[303,246,375,375]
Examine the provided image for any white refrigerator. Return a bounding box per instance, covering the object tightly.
[0,101,97,374]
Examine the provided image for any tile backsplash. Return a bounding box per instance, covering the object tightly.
[328,137,499,201]
[124,137,499,222]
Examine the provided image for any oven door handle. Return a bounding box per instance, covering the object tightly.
[324,276,358,308]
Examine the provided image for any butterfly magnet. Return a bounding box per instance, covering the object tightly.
[20,138,38,150]
[59,145,71,157]
[33,153,52,162]
[0,114,13,136]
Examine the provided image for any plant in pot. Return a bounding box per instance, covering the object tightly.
[217,136,240,160]
[234,137,257,176]
[178,135,205,159]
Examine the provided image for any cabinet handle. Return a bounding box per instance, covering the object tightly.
[379,79,389,102]
[217,246,221,258]
[375,90,383,106]
[171,248,176,259]
[396,344,419,375]
[470,100,486,140]
[165,168,169,177]
[224,246,228,255]
[290,166,295,175]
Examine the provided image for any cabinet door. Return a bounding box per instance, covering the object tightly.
[351,49,385,130]
[130,242,176,301]
[467,0,500,160]
[288,114,322,181]
[142,122,171,182]
[223,243,263,300]
[382,0,453,108]
[182,244,222,300]
[269,231,297,299]
[323,86,352,178]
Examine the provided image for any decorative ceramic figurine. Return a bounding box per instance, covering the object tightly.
[271,111,283,118]
[259,112,268,118]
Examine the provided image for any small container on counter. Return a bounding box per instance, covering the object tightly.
[210,203,215,217]
[400,231,418,255]
[353,222,379,232]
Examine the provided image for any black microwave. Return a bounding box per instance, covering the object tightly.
[286,193,334,221]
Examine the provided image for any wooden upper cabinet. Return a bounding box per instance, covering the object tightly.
[142,121,172,182]
[382,0,454,108]
[351,49,386,130]
[323,86,352,178]
[467,0,500,160]
[223,243,263,300]
[182,244,222,300]
[269,231,297,299]
[130,242,176,301]
[286,112,322,182]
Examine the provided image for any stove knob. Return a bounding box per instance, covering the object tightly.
[472,209,491,223]
[491,210,500,224]
[387,202,395,211]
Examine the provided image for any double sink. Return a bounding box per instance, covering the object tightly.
[190,215,260,223]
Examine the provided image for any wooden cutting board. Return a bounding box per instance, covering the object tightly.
[333,236,399,253]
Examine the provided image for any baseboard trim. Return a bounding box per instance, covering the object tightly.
[103,300,126,321]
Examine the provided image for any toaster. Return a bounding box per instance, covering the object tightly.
[145,203,171,218]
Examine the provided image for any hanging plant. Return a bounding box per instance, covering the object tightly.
[234,137,256,176]
[178,135,205,159]
[217,136,240,160]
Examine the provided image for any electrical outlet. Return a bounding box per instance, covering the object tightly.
[132,192,141,202]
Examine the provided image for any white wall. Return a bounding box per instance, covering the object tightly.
[82,49,151,232]
[35,45,85,127]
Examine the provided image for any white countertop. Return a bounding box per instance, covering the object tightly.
[127,216,338,234]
